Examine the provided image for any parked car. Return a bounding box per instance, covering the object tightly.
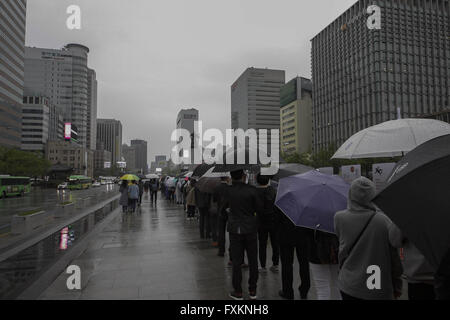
[57,182,68,190]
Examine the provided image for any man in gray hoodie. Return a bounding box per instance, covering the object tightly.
[334,177,403,300]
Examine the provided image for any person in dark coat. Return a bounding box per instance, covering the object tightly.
[149,179,159,204]
[119,180,129,213]
[215,177,231,257]
[195,187,212,239]
[278,208,311,300]
[223,169,263,300]
[138,180,144,206]
[255,174,280,273]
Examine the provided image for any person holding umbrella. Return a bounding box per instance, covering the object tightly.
[128,180,140,213]
[389,224,435,300]
[334,177,403,300]
[255,174,280,273]
[223,169,262,300]
[119,180,129,213]
[305,228,341,300]
[275,170,350,300]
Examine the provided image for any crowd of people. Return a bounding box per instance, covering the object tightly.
[118,170,448,301]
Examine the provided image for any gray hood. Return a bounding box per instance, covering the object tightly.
[348,177,377,212]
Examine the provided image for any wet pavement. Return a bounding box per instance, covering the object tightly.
[40,192,323,300]
[0,185,118,234]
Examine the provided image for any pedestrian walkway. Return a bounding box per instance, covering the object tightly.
[40,192,318,300]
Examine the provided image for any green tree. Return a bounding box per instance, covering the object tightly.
[0,146,51,178]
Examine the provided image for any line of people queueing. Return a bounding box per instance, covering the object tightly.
[118,171,442,301]
[178,170,439,301]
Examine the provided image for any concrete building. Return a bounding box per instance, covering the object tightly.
[46,140,94,178]
[122,144,137,172]
[176,108,199,134]
[48,103,65,141]
[21,96,64,152]
[280,77,313,155]
[311,0,450,152]
[231,67,285,148]
[87,68,97,151]
[0,0,27,148]
[21,96,49,151]
[130,139,148,174]
[94,142,112,177]
[96,119,122,166]
[24,44,93,147]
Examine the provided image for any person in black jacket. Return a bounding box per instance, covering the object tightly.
[255,174,280,273]
[223,169,263,300]
[195,187,212,239]
[214,177,231,255]
[278,207,311,300]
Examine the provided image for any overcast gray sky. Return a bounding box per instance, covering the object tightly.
[26,0,356,163]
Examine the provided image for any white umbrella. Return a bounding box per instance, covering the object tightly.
[146,173,159,179]
[332,118,450,159]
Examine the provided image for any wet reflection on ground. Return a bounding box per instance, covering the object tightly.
[0,200,118,299]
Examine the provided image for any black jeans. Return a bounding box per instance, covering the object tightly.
[408,283,436,300]
[279,242,310,299]
[258,225,280,268]
[198,207,210,239]
[210,211,219,242]
[229,232,259,293]
[187,205,196,218]
[150,191,158,203]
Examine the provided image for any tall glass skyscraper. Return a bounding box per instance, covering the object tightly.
[0,0,27,148]
[311,0,449,152]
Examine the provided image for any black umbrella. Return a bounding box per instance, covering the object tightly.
[373,134,450,270]
[192,163,215,179]
[195,177,222,194]
[212,146,261,173]
[271,163,315,181]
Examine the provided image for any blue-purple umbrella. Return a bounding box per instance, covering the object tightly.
[275,170,350,234]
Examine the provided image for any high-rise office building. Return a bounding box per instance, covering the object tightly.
[21,96,49,151]
[96,119,123,166]
[176,108,199,159]
[176,108,199,134]
[21,96,64,152]
[131,139,148,174]
[231,67,285,147]
[122,144,137,172]
[87,68,97,150]
[0,0,27,148]
[311,0,450,152]
[280,77,313,155]
[24,44,93,147]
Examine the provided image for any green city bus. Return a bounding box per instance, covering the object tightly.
[0,176,32,198]
[67,175,92,190]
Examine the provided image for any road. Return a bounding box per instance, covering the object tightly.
[0,184,119,233]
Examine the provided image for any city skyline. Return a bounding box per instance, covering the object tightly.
[25,0,357,161]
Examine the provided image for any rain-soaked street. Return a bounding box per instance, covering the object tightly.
[0,185,118,234]
[39,191,325,300]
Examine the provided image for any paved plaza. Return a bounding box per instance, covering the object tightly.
[39,192,320,300]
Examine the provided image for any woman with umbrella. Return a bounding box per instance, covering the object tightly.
[119,180,129,213]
